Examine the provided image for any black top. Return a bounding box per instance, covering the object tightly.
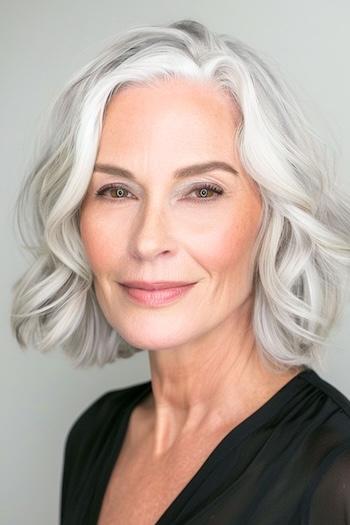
[60,367,350,524]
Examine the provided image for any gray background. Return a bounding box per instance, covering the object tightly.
[2,1,350,524]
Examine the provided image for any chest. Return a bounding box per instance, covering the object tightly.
[97,431,226,525]
[97,461,184,525]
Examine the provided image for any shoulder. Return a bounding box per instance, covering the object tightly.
[298,369,350,442]
[61,381,150,485]
[63,380,151,451]
[60,380,151,520]
[301,369,350,417]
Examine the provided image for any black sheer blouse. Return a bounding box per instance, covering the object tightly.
[60,367,350,524]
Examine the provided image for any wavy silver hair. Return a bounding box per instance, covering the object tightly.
[10,19,350,370]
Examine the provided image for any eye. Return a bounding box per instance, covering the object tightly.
[95,182,224,202]
[95,184,134,200]
[187,183,224,201]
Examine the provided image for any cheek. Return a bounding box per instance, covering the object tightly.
[193,220,254,273]
[185,201,262,276]
[79,208,125,275]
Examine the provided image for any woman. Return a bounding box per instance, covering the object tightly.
[11,18,350,525]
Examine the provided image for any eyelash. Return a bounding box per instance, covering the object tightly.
[95,183,224,202]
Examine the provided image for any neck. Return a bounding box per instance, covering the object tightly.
[139,318,302,457]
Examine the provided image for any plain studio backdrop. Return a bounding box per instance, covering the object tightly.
[2,1,350,524]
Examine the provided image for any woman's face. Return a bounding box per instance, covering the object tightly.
[79,78,263,351]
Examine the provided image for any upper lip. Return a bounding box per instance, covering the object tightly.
[120,280,195,290]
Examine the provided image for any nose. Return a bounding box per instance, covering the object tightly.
[129,200,175,261]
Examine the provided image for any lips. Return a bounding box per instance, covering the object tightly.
[120,281,195,290]
[119,282,196,306]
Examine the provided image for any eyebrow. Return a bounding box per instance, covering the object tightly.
[93,161,239,181]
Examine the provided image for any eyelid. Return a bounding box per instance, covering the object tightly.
[95,178,226,192]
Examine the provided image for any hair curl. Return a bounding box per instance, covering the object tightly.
[10,19,350,370]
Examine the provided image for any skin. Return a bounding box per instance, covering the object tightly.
[79,77,303,459]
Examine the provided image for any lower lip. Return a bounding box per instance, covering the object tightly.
[120,283,195,306]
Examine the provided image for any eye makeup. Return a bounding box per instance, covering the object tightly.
[95,182,224,203]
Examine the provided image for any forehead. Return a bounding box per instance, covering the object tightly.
[98,78,241,161]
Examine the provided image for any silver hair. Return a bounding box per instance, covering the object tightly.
[10,19,350,370]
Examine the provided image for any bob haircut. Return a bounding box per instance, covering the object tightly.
[10,19,350,370]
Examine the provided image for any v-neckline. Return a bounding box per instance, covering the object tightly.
[94,367,315,525]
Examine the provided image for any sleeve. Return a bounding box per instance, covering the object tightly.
[302,442,350,525]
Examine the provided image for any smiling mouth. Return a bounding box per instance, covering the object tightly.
[119,282,196,307]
